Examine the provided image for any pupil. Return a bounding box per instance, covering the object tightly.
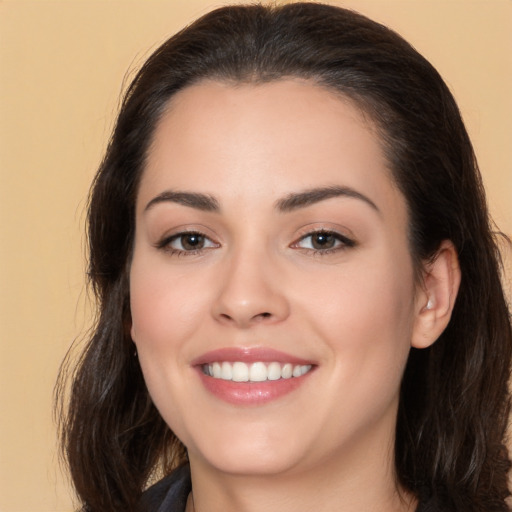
[182,234,204,250]
[313,233,334,250]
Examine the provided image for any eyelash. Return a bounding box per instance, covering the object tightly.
[292,229,356,255]
[156,229,355,257]
[156,231,218,256]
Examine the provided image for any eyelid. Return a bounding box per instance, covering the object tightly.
[155,227,220,254]
[290,226,356,252]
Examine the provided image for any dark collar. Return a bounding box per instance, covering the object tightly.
[140,464,191,512]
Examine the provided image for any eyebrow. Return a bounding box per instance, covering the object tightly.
[144,191,220,212]
[144,185,379,214]
[275,185,380,213]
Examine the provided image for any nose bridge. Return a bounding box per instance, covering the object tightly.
[212,238,289,327]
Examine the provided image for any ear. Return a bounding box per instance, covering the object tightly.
[411,240,461,349]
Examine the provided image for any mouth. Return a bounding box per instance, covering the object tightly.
[202,361,313,382]
[193,348,316,405]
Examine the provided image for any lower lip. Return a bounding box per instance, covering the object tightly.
[196,368,313,405]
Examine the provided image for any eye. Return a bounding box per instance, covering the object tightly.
[293,230,355,252]
[158,231,218,254]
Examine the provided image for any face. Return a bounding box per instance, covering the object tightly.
[130,80,420,478]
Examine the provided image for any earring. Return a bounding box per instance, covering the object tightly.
[425,298,433,310]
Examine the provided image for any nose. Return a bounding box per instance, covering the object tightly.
[211,248,290,328]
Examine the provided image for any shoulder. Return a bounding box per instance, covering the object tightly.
[139,464,191,512]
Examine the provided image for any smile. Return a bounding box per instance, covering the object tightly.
[202,361,313,382]
[193,348,315,405]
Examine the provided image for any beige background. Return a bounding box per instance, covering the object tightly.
[1,1,511,510]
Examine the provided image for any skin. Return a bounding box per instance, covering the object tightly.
[130,80,459,512]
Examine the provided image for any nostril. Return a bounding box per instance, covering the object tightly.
[257,312,272,319]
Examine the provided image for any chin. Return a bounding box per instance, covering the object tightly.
[186,426,309,477]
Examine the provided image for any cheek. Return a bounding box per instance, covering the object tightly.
[298,251,415,386]
[129,255,207,438]
[129,254,209,355]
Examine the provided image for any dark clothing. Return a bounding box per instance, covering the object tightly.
[140,464,436,511]
[140,464,192,512]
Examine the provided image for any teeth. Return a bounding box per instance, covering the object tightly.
[267,362,282,381]
[202,361,312,382]
[282,363,293,379]
[249,362,267,382]
[232,362,249,382]
[221,361,232,380]
[212,362,222,378]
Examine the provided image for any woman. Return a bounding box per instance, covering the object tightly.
[57,3,512,511]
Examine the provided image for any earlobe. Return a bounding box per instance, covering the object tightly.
[411,240,461,349]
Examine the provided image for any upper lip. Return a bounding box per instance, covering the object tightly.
[191,347,315,366]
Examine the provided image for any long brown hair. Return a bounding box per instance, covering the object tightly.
[56,3,512,510]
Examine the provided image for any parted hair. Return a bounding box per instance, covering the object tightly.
[56,3,512,511]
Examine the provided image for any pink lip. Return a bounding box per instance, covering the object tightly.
[191,347,313,366]
[192,347,316,406]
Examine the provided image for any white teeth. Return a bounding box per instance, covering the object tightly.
[212,362,222,378]
[292,364,302,377]
[221,361,232,380]
[203,361,312,382]
[232,362,249,382]
[249,362,268,382]
[281,363,293,379]
[267,362,282,381]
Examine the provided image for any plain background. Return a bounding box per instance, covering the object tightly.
[1,1,510,510]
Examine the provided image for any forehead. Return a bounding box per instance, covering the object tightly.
[139,79,402,218]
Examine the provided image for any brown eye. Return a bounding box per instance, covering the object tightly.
[179,233,205,250]
[311,232,336,250]
[158,231,218,253]
[294,230,355,253]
